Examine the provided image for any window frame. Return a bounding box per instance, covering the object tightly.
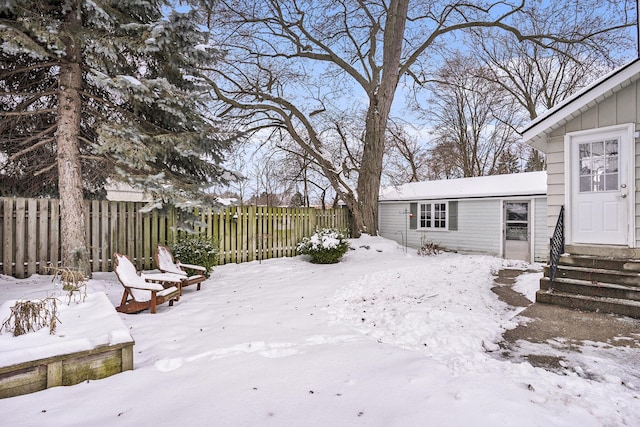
[418,201,448,230]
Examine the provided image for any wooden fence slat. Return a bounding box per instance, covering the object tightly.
[128,203,136,267]
[100,200,109,271]
[91,200,100,272]
[37,199,49,274]
[50,200,60,270]
[27,199,38,277]
[142,209,151,270]
[109,202,118,270]
[247,207,255,262]
[229,208,236,264]
[15,198,26,278]
[3,199,14,276]
[151,209,159,267]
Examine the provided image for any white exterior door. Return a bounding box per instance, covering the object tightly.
[566,124,635,246]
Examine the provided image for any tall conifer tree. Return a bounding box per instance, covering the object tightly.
[0,1,233,273]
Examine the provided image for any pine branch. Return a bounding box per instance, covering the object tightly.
[0,109,57,116]
[9,125,56,160]
[33,163,56,177]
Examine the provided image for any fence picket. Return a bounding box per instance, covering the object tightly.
[38,199,49,274]
[27,199,37,277]
[50,200,60,270]
[3,199,13,275]
[15,198,26,278]
[91,200,100,272]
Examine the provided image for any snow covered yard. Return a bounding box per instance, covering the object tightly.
[0,235,639,426]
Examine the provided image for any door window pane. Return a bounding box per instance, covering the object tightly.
[580,176,592,192]
[506,224,528,241]
[506,202,528,221]
[578,139,619,193]
[605,173,618,191]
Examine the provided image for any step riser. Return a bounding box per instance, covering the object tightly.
[550,268,640,287]
[540,277,640,302]
[557,256,633,271]
[536,290,640,318]
[564,244,640,259]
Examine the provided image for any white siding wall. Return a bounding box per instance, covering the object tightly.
[379,197,547,262]
[533,197,548,262]
[379,199,501,256]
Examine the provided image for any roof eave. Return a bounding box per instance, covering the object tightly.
[378,192,547,203]
[520,58,640,151]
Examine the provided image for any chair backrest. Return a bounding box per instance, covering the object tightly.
[155,245,186,276]
[114,253,151,300]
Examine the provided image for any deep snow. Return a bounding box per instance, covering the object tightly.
[1,235,639,426]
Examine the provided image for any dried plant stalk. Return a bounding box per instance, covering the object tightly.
[1,297,60,337]
[47,265,87,304]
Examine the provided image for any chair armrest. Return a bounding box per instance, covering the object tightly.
[177,262,207,272]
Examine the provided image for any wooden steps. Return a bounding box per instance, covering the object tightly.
[538,249,640,318]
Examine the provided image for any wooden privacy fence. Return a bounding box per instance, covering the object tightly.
[0,198,350,278]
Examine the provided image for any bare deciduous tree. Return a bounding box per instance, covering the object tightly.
[382,120,429,185]
[425,55,521,177]
[466,1,635,171]
[201,0,633,234]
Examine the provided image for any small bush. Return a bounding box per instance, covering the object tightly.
[417,235,441,256]
[170,236,219,277]
[297,228,349,264]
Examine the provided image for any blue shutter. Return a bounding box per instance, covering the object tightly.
[448,201,458,231]
[410,203,417,229]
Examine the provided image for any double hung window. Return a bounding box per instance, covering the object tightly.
[419,202,447,229]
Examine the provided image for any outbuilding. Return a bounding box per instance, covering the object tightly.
[378,171,547,263]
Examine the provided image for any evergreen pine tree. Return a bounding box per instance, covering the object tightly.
[495,149,520,175]
[0,1,235,273]
[289,191,304,207]
[524,148,546,172]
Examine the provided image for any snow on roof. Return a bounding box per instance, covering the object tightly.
[379,171,547,202]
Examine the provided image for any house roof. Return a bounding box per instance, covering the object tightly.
[521,58,640,153]
[378,171,547,202]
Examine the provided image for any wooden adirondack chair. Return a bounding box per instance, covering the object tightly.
[114,253,181,314]
[154,245,207,291]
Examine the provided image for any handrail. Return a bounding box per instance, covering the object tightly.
[548,206,565,288]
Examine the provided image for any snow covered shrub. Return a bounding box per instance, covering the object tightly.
[170,236,219,277]
[297,228,349,264]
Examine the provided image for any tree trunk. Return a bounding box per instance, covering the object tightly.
[355,112,386,236]
[57,5,90,276]
[353,0,408,236]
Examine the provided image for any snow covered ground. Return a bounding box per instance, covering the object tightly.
[1,235,639,426]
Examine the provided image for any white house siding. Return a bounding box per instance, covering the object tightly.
[379,196,547,262]
[378,202,412,248]
[379,199,501,258]
[533,197,548,262]
[543,80,640,247]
